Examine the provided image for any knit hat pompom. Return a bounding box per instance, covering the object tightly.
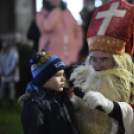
[30,50,65,86]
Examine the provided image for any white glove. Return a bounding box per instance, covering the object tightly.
[83,91,114,114]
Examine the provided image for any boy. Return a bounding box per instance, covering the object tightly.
[0,35,19,105]
[18,50,79,134]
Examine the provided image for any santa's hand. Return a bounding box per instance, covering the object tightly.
[83,91,114,114]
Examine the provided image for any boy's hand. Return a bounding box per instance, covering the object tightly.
[83,91,114,114]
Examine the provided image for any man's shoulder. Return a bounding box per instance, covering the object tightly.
[25,94,51,108]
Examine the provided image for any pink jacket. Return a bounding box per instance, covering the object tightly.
[36,8,83,66]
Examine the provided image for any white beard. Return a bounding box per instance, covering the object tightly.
[70,64,133,134]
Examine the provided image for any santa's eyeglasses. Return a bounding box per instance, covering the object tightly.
[89,57,112,67]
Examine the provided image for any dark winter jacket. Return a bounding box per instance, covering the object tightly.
[19,82,79,134]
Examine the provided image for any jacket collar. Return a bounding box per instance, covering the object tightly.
[25,81,70,101]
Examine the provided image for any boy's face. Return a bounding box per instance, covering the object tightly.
[43,70,65,92]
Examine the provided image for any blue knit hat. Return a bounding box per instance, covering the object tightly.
[30,50,65,86]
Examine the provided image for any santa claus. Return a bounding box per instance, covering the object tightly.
[70,0,134,134]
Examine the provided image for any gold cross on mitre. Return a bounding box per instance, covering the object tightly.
[95,1,126,35]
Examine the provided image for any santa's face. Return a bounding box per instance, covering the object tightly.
[89,51,115,71]
[43,70,65,92]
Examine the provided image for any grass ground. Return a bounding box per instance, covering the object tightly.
[0,100,23,134]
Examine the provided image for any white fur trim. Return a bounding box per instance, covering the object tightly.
[18,94,31,106]
[118,102,134,134]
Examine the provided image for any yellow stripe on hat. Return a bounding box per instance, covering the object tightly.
[87,35,126,55]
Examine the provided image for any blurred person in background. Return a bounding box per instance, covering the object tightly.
[27,19,40,52]
[0,36,2,51]
[0,35,19,106]
[78,7,95,63]
[36,0,83,88]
